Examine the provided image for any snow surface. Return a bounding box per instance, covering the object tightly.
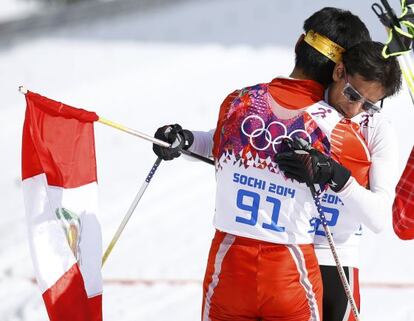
[1,0,414,320]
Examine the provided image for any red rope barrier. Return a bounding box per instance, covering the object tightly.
[27,277,414,288]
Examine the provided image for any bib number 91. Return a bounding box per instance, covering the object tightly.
[235,189,285,232]
[235,188,340,236]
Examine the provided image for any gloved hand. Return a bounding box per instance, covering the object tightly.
[152,124,194,161]
[274,137,351,192]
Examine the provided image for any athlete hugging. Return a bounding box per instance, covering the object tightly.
[152,7,402,321]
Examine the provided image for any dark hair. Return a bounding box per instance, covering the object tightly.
[295,7,371,87]
[342,41,402,97]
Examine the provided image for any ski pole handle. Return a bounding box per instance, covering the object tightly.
[380,0,400,27]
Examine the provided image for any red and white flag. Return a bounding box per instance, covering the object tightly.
[21,91,103,321]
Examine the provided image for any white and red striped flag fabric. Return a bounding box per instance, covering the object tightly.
[21,91,103,321]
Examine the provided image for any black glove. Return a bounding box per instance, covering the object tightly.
[274,137,351,192]
[152,124,194,161]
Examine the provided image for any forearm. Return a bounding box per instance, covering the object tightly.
[337,122,399,233]
[337,175,395,233]
[187,129,215,159]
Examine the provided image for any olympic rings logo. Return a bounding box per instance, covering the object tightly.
[240,115,312,152]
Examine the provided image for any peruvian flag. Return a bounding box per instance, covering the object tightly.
[21,91,103,321]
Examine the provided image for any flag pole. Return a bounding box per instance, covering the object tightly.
[19,86,28,94]
[97,117,214,165]
[18,86,214,165]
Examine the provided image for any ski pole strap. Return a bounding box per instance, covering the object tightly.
[383,25,412,58]
[303,30,345,63]
[372,1,413,58]
[400,0,414,41]
[401,0,414,24]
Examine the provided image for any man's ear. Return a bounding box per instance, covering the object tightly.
[295,34,305,53]
[333,62,345,82]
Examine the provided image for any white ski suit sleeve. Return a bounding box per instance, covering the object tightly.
[336,118,399,233]
[187,130,215,159]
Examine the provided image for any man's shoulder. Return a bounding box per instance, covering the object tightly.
[355,112,394,132]
[221,83,269,111]
[238,83,269,97]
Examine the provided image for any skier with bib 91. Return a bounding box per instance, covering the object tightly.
[152,7,401,321]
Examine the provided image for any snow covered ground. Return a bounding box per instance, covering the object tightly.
[1,0,414,320]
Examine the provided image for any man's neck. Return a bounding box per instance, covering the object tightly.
[289,67,309,80]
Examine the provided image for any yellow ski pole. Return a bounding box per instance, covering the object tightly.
[98,117,214,165]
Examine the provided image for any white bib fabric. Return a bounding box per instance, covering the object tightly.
[212,84,331,244]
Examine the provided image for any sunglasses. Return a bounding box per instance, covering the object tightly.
[342,71,383,114]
